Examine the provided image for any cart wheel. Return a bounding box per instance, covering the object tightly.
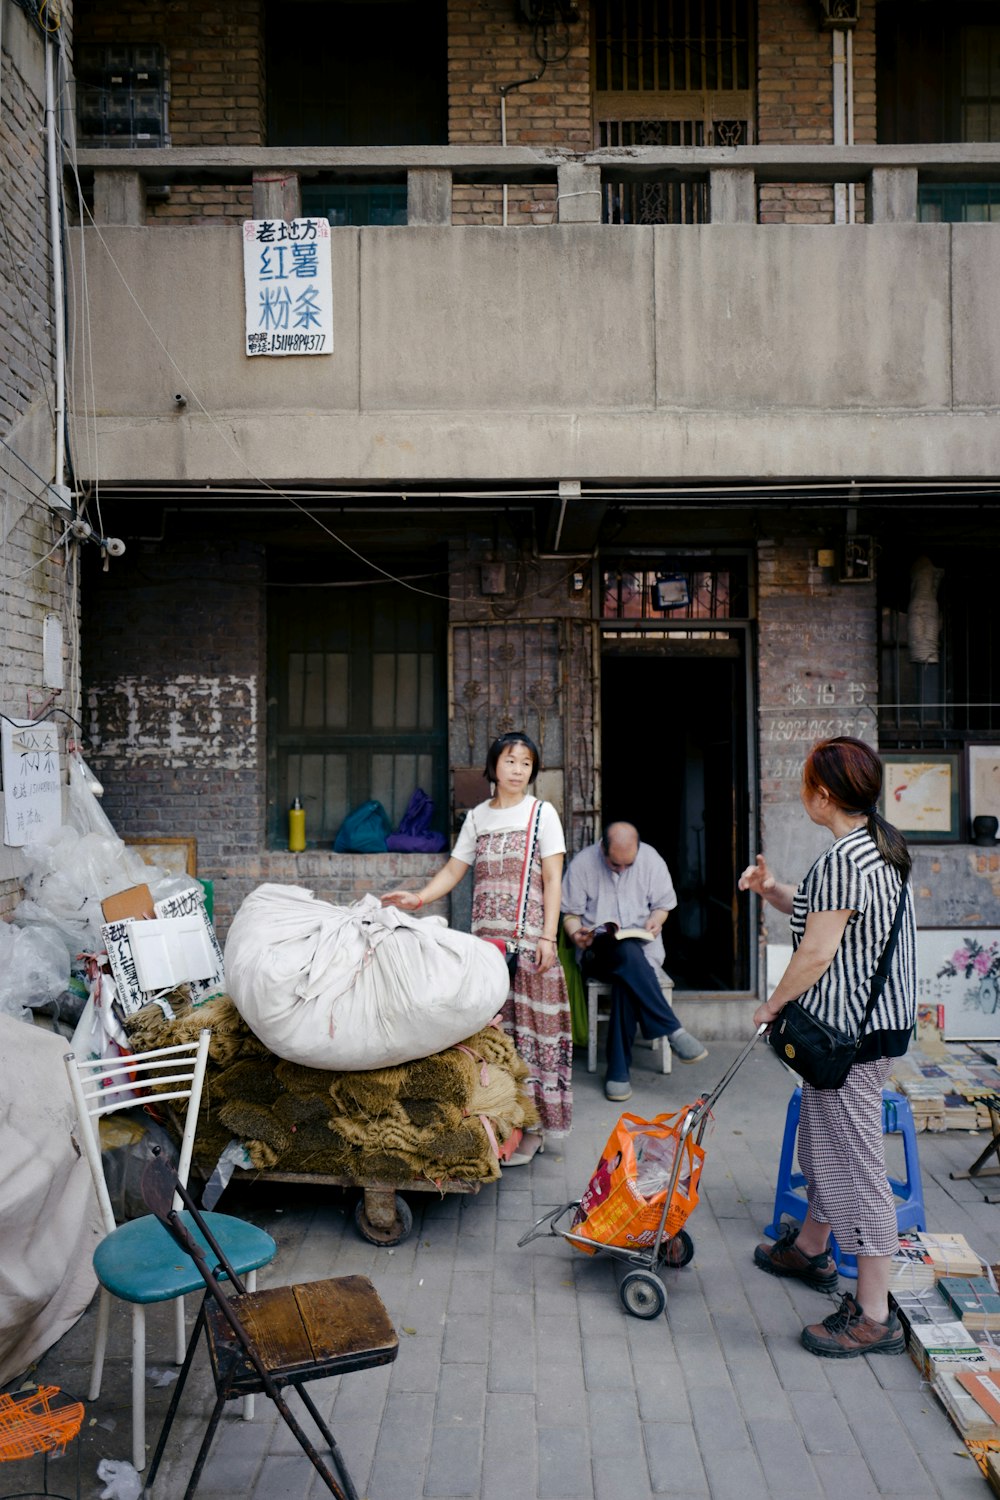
[659,1228,694,1268]
[619,1271,666,1320]
[354,1192,413,1247]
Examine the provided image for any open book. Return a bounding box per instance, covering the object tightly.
[590,922,654,943]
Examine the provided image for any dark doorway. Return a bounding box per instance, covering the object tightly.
[601,649,750,990]
[266,0,448,147]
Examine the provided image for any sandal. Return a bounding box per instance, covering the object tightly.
[501,1132,544,1167]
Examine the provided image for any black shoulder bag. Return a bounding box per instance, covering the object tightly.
[768,877,908,1090]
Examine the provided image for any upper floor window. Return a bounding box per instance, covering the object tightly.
[594,0,755,221]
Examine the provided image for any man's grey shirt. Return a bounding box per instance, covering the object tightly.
[561,841,678,970]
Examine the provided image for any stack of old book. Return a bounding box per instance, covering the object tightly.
[890,1233,1000,1379]
[889,1230,1000,1475]
[938,1276,1000,1332]
[890,1040,1000,1131]
[895,1075,947,1131]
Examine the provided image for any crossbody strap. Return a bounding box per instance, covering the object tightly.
[512,799,543,949]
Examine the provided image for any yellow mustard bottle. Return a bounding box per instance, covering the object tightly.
[288,796,306,852]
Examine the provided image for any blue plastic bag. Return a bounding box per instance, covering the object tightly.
[333,800,392,853]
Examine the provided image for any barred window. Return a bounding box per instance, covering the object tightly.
[268,561,447,847]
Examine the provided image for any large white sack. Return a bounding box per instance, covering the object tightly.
[224,885,510,1070]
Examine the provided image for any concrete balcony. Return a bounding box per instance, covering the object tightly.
[68,145,1000,487]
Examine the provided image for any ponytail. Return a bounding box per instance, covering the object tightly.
[866,809,911,880]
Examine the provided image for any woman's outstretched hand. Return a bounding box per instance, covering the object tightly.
[381,890,422,910]
[738,854,775,895]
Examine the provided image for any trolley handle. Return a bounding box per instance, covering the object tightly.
[681,1025,768,1137]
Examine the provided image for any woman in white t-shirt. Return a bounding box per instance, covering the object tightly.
[383,732,573,1153]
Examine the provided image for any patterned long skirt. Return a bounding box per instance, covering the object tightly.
[471,828,573,1136]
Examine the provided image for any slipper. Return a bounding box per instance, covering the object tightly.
[500,1132,544,1167]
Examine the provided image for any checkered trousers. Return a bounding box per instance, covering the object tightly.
[796,1058,899,1258]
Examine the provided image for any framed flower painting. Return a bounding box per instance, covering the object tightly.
[917,930,1000,1041]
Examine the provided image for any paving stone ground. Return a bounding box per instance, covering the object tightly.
[7,1038,1000,1499]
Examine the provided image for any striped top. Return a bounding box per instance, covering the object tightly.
[790,826,917,1044]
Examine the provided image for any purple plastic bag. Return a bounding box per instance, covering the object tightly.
[386,788,447,852]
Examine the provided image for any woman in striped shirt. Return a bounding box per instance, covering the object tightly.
[739,737,916,1359]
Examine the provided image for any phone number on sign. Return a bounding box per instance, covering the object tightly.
[764,717,862,743]
[247,333,327,355]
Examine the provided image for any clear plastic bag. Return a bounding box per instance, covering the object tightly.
[0,922,69,1022]
[632,1128,691,1199]
[15,792,199,952]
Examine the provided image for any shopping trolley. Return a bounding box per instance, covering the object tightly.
[518,1026,766,1319]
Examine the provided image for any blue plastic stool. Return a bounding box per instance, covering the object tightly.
[764,1086,926,1279]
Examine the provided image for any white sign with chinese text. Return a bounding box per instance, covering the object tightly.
[1,717,61,847]
[243,218,333,356]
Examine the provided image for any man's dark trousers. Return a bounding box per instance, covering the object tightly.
[583,936,680,1083]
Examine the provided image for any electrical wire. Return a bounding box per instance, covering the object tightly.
[0,436,69,509]
[13,520,71,579]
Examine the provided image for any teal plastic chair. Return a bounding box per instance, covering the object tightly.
[64,1030,277,1472]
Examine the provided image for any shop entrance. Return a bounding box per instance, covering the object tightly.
[600,643,752,992]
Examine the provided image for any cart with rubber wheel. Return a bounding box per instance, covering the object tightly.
[518,1027,765,1318]
[233,1167,481,1246]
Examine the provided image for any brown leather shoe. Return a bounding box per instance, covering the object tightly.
[801,1293,906,1359]
[754,1223,839,1292]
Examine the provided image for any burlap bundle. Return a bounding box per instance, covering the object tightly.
[123,995,537,1185]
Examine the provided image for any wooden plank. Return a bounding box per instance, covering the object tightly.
[294,1277,397,1361]
[236,1286,314,1369]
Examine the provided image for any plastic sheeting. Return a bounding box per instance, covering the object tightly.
[224,885,510,1071]
[0,1015,103,1386]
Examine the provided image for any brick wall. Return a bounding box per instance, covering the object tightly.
[73,0,264,223]
[756,532,878,943]
[447,0,592,224]
[757,0,876,222]
[82,535,267,934]
[0,5,73,919]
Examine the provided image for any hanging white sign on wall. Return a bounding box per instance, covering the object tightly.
[242,218,333,357]
[1,717,61,847]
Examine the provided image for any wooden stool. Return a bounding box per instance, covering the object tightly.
[0,1385,84,1500]
[950,1094,1000,1204]
[585,975,674,1076]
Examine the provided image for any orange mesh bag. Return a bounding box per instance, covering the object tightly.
[570,1110,705,1256]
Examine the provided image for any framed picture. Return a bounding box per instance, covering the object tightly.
[968,745,1000,824]
[124,836,198,878]
[917,928,1000,1041]
[880,752,961,842]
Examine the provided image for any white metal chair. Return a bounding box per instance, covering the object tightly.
[585,974,674,1076]
[63,1030,277,1471]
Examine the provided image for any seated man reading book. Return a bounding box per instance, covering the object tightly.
[562,822,707,1101]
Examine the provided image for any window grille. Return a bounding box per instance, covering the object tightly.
[600,557,749,621]
[268,570,447,846]
[594,0,754,222]
[594,0,753,94]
